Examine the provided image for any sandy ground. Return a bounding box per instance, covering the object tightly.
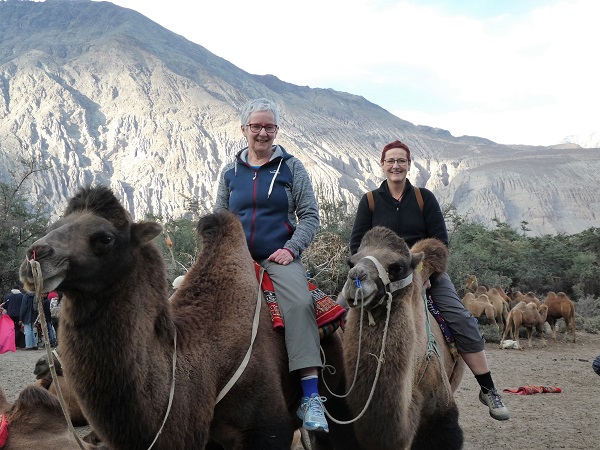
[2,331,599,449]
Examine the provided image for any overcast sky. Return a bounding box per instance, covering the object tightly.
[98,0,599,146]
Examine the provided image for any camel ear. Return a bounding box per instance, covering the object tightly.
[411,251,424,270]
[131,221,163,244]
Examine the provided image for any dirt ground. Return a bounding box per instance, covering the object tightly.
[1,331,599,449]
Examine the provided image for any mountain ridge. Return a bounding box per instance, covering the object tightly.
[1,1,598,236]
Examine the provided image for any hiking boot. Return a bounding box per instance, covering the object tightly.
[297,394,329,432]
[479,388,510,421]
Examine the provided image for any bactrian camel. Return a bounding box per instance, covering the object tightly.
[341,229,465,450]
[20,186,353,450]
[545,291,576,342]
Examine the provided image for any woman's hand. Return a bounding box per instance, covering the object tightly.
[268,248,294,266]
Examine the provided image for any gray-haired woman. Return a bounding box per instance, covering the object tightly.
[214,98,328,432]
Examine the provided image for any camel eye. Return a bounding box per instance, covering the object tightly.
[91,232,115,253]
[346,257,355,269]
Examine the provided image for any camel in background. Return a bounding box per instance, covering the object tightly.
[0,385,104,449]
[461,292,498,329]
[501,302,549,349]
[545,292,576,342]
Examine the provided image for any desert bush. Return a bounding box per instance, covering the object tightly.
[581,316,600,334]
[480,324,503,344]
[575,296,600,318]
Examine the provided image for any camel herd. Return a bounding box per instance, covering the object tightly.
[462,275,577,350]
[0,186,578,449]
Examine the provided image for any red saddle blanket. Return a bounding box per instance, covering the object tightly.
[253,262,346,339]
[503,385,562,395]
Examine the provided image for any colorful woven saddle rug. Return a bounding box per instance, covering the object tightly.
[425,293,460,361]
[253,262,346,340]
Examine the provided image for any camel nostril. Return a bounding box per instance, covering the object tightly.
[27,243,53,261]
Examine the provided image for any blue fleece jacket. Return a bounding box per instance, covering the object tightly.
[214,145,319,261]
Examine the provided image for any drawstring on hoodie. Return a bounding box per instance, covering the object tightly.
[267,158,283,198]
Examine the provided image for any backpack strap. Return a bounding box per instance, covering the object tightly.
[367,186,424,215]
[413,186,424,215]
[367,190,375,213]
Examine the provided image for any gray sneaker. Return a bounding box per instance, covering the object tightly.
[479,388,510,421]
[297,394,329,432]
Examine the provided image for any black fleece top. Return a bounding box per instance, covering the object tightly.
[349,179,448,254]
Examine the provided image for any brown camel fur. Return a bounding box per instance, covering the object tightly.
[485,288,510,331]
[493,286,511,305]
[501,302,549,349]
[0,385,104,450]
[464,277,510,329]
[19,186,352,450]
[509,291,542,309]
[544,292,576,342]
[461,292,498,329]
[341,231,465,450]
[464,275,478,293]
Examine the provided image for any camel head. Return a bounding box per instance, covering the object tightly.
[465,274,478,292]
[19,186,163,295]
[342,226,424,309]
[33,351,63,379]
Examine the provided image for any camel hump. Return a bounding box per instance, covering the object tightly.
[197,211,243,240]
[489,287,499,295]
[476,293,490,303]
[12,385,62,415]
[462,292,476,302]
[410,238,448,278]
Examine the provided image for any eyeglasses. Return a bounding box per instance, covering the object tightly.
[383,158,409,166]
[246,123,278,133]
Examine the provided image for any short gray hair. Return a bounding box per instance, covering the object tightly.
[239,98,280,127]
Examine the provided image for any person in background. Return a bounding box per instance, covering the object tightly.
[349,139,510,421]
[214,98,327,432]
[19,290,38,350]
[49,291,62,341]
[2,285,25,349]
[44,292,58,347]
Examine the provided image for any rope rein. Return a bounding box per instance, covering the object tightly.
[414,292,441,386]
[215,268,264,404]
[147,331,177,449]
[323,290,393,426]
[30,260,86,450]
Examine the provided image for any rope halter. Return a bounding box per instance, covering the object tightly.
[353,256,413,325]
[361,255,413,304]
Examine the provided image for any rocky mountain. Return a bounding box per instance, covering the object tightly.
[562,132,600,149]
[1,0,599,236]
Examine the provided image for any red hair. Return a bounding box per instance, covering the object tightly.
[381,140,411,163]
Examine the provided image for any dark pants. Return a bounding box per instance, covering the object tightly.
[10,316,25,348]
[428,272,485,353]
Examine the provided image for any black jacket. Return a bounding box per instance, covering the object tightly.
[19,292,37,324]
[349,179,448,254]
[3,289,23,319]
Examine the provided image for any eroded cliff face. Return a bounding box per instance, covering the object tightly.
[1,1,598,235]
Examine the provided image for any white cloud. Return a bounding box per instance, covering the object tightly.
[103,0,599,146]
